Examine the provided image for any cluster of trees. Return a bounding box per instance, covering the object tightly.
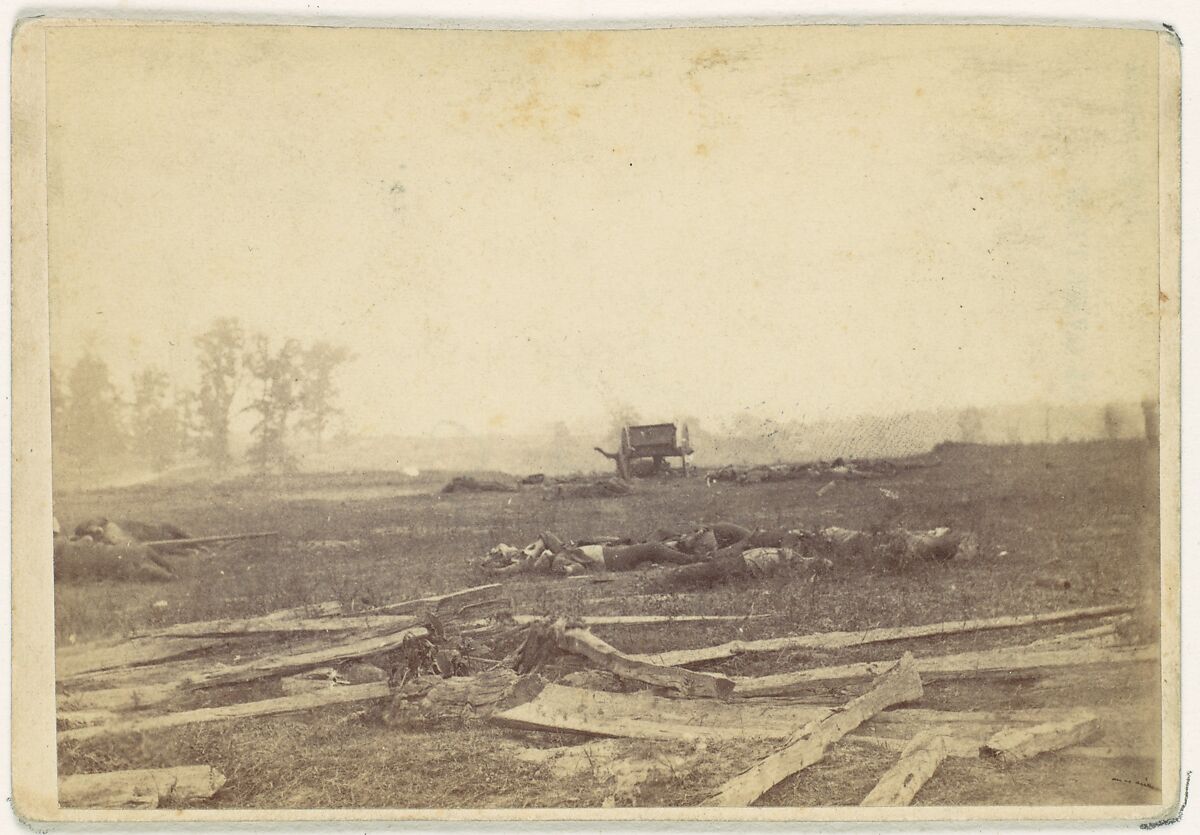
[956,402,1152,445]
[53,318,353,477]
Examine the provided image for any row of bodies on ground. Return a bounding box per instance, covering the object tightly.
[49,511,977,585]
[480,520,978,581]
[48,450,932,583]
[441,453,938,495]
[53,579,1149,809]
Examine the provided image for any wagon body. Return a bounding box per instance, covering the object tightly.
[614,422,693,479]
[625,423,683,456]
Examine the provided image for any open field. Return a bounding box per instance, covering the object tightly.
[53,440,1163,808]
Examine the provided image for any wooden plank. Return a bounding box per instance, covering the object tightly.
[131,613,418,639]
[58,765,225,809]
[860,732,948,806]
[860,708,1144,760]
[1022,623,1122,649]
[490,683,832,741]
[733,642,1155,696]
[57,649,241,691]
[64,609,369,688]
[186,626,428,688]
[360,583,505,617]
[490,690,1092,759]
[65,669,518,744]
[64,627,413,694]
[858,712,1065,754]
[514,613,768,627]
[873,707,1079,725]
[66,596,500,698]
[703,653,923,806]
[982,712,1102,762]
[134,584,507,640]
[133,601,346,639]
[59,681,392,744]
[849,735,1138,762]
[551,622,734,698]
[56,636,227,680]
[630,604,1132,667]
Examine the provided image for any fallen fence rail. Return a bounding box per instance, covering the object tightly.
[628,604,1133,667]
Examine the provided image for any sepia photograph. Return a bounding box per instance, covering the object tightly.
[9,14,1182,822]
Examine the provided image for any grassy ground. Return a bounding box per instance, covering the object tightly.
[53,440,1163,809]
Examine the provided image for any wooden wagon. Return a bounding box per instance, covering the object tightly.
[596,422,692,480]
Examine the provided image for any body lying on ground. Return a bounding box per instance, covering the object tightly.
[566,542,705,572]
[482,535,704,575]
[703,456,913,485]
[441,476,518,494]
[660,546,833,585]
[542,478,633,500]
[662,526,977,586]
[72,517,191,546]
[56,516,201,581]
[650,522,751,555]
[70,517,199,555]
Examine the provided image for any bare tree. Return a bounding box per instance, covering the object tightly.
[59,352,127,464]
[297,341,354,451]
[243,335,302,473]
[193,318,244,474]
[130,366,182,473]
[1101,403,1122,440]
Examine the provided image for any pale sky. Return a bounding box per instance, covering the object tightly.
[46,24,1163,436]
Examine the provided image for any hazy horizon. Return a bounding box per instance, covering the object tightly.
[48,25,1161,437]
[50,392,1155,491]
[48,333,1152,445]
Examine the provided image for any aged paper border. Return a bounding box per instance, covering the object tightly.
[8,14,1184,825]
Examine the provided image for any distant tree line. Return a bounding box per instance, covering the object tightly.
[956,401,1155,445]
[52,317,354,478]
